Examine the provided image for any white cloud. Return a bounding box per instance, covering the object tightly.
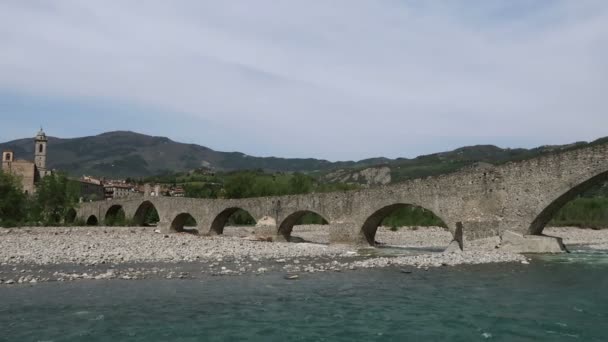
[0,0,607,160]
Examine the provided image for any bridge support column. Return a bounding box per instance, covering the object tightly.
[254,224,280,241]
[459,220,502,240]
[328,221,367,245]
[499,231,566,253]
[158,219,172,234]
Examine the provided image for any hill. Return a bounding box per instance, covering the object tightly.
[0,131,373,178]
[0,131,606,181]
[320,139,608,185]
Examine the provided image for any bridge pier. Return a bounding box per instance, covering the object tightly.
[457,220,502,241]
[499,231,566,253]
[328,221,367,245]
[253,224,280,241]
[157,218,173,234]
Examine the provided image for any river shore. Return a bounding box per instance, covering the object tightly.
[0,225,606,285]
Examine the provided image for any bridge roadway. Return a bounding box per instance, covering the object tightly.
[77,143,608,250]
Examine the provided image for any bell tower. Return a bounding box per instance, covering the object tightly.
[2,150,14,172]
[34,128,48,177]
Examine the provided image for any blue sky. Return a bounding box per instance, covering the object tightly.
[1,1,607,161]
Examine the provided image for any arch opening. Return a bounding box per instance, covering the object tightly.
[529,172,608,236]
[211,207,257,236]
[64,208,77,225]
[361,204,449,247]
[86,215,98,226]
[170,213,198,234]
[278,211,329,243]
[105,205,127,226]
[133,201,160,227]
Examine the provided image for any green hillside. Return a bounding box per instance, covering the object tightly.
[1,131,606,183]
[0,131,340,177]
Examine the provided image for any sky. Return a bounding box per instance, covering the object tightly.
[0,0,607,161]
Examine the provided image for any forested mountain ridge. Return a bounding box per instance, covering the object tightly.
[0,130,606,181]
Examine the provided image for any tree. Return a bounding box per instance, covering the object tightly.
[224,172,257,198]
[31,173,79,226]
[227,209,256,226]
[0,171,27,227]
[289,173,313,194]
[183,183,219,198]
[144,207,160,225]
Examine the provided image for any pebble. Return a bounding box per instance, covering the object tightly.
[1,225,602,285]
[0,226,353,266]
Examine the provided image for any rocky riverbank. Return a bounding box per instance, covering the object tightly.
[544,227,608,250]
[2,225,604,285]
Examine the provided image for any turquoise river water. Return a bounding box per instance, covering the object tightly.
[1,248,608,341]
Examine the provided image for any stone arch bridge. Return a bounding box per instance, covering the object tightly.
[77,143,608,251]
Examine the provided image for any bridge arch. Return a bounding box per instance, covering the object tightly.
[360,203,448,246]
[133,201,160,226]
[86,215,98,226]
[278,210,329,241]
[170,213,198,233]
[210,207,257,235]
[105,205,126,225]
[528,171,608,235]
[64,208,77,224]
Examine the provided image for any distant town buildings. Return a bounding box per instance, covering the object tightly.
[1,129,52,194]
[75,177,185,201]
[75,177,139,200]
[169,186,185,197]
[104,182,135,199]
[75,176,105,202]
[1,129,186,200]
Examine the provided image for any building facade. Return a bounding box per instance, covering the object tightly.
[104,184,134,199]
[76,179,105,202]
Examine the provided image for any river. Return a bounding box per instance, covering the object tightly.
[1,248,607,341]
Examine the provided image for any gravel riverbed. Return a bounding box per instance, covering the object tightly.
[544,227,608,250]
[0,225,605,285]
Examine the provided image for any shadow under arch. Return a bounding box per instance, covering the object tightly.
[170,213,198,234]
[105,205,125,222]
[278,210,329,241]
[528,171,608,235]
[86,215,98,226]
[210,207,257,235]
[361,203,448,246]
[65,208,77,224]
[133,201,160,226]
